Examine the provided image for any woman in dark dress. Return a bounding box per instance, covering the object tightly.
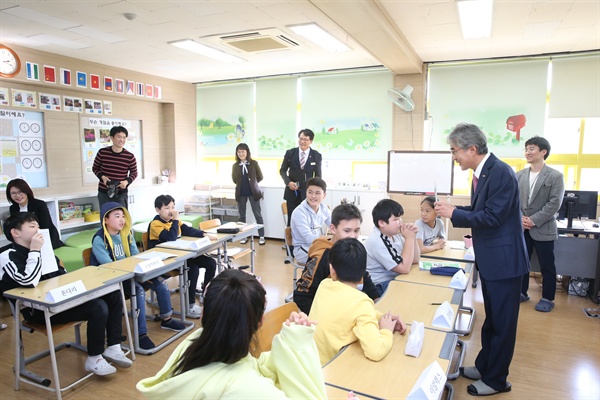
[6,179,64,249]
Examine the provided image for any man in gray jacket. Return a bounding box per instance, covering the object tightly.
[517,136,564,312]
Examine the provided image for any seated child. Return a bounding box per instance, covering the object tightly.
[137,269,327,399]
[294,203,379,314]
[365,199,420,296]
[309,238,407,366]
[90,202,185,350]
[414,196,447,254]
[290,177,331,265]
[0,212,132,375]
[147,195,217,319]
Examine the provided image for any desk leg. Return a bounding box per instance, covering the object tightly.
[180,262,188,322]
[44,308,62,400]
[129,278,140,352]
[223,242,229,268]
[472,267,478,288]
[119,282,136,361]
[14,299,21,391]
[250,235,255,274]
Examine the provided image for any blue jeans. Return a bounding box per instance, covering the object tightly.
[124,277,172,336]
[375,280,391,297]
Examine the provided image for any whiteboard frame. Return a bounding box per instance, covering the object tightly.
[387,150,454,195]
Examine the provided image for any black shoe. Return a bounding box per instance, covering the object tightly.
[139,334,156,350]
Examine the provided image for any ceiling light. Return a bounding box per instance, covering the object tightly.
[457,0,493,39]
[168,39,244,63]
[288,23,350,52]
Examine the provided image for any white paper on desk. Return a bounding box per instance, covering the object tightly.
[449,270,468,290]
[407,360,446,400]
[135,251,177,261]
[405,321,424,358]
[448,240,466,250]
[161,237,211,250]
[464,247,475,261]
[39,229,59,275]
[431,301,454,329]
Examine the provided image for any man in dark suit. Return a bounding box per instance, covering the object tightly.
[279,129,322,225]
[435,123,529,397]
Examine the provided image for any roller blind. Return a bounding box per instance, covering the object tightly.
[549,54,600,118]
[428,60,548,158]
[255,77,298,157]
[196,82,254,156]
[300,70,393,160]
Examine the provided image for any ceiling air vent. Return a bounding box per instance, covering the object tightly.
[203,28,300,53]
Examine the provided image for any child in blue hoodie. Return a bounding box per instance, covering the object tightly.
[90,202,185,350]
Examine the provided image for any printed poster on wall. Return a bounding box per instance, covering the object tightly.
[39,93,61,111]
[80,116,143,185]
[0,108,48,188]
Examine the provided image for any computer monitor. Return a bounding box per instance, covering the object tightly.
[558,190,598,229]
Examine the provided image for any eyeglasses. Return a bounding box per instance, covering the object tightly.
[298,137,311,142]
[10,190,24,197]
[450,148,464,156]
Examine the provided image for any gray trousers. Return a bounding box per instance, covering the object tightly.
[237,196,265,237]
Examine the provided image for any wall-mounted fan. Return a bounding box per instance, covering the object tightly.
[387,85,415,112]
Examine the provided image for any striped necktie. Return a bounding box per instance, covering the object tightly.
[300,151,306,169]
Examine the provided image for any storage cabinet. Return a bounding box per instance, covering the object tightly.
[328,189,389,236]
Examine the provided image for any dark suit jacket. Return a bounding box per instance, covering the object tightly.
[451,153,529,281]
[10,198,64,249]
[279,147,322,201]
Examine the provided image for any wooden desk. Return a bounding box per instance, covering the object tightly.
[323,328,457,399]
[397,262,476,336]
[3,267,135,400]
[398,261,473,287]
[422,246,478,288]
[204,224,263,273]
[99,247,196,354]
[376,280,461,333]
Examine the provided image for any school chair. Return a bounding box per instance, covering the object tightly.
[8,300,90,399]
[81,247,92,266]
[199,218,252,272]
[284,226,305,303]
[251,302,299,357]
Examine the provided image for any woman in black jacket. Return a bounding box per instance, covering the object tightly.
[6,178,64,249]
[231,143,265,245]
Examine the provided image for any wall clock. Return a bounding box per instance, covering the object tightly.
[0,45,21,78]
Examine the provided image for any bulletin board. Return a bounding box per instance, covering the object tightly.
[80,116,143,186]
[387,151,454,195]
[0,108,49,189]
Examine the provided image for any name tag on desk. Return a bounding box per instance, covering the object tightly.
[135,257,165,273]
[432,301,454,329]
[45,280,86,302]
[407,361,446,400]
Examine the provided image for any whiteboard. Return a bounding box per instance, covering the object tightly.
[387,151,453,195]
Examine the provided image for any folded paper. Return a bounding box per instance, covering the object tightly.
[405,320,424,357]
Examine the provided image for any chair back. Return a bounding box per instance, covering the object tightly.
[82,247,92,267]
[199,218,221,231]
[252,301,299,357]
[141,232,149,251]
[284,226,293,248]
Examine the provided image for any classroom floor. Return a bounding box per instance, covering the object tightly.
[0,239,599,400]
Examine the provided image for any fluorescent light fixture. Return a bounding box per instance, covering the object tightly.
[457,0,493,39]
[168,39,243,63]
[288,23,350,52]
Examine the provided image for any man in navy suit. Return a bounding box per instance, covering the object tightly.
[435,123,529,397]
[279,129,322,225]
